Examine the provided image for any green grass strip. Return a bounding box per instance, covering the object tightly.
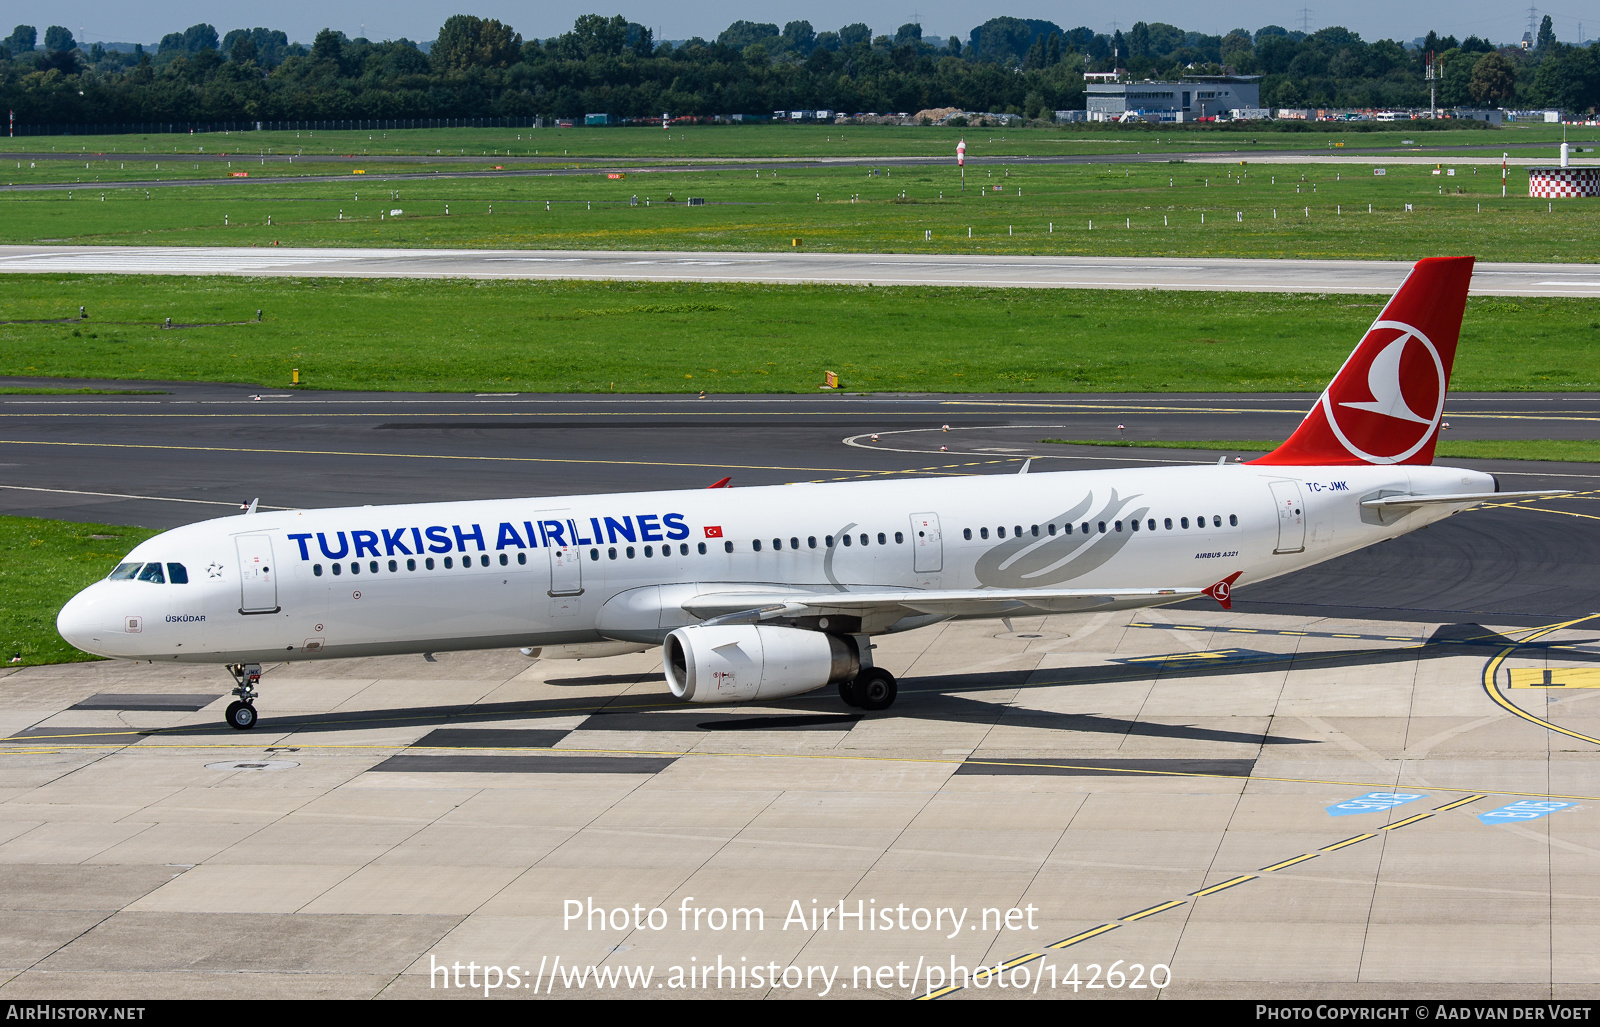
[5,276,1600,393]
[0,515,157,666]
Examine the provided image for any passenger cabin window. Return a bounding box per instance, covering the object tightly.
[1030,525,1039,537]
[752,540,761,552]
[1048,524,1057,536]
[877,532,886,545]
[859,534,868,546]
[425,558,435,570]
[1229,515,1238,526]
[609,547,618,560]
[895,532,903,544]
[698,543,707,555]
[313,564,323,577]
[997,526,1006,538]
[979,527,989,540]
[808,536,818,549]
[963,529,972,540]
[1097,522,1106,533]
[724,541,734,553]
[1181,518,1190,529]
[518,552,527,565]
[1165,518,1173,529]
[332,563,342,576]
[1148,519,1156,531]
[842,534,852,547]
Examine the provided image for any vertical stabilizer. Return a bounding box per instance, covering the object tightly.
[1251,256,1475,466]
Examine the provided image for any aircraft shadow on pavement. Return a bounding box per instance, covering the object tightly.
[16,624,1588,748]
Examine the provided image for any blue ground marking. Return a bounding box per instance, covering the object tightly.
[1478,800,1576,824]
[1327,792,1429,817]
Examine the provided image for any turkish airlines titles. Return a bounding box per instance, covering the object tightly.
[286,512,697,562]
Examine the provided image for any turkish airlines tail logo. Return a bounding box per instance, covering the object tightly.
[1251,256,1474,467]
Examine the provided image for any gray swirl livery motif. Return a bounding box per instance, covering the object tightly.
[973,490,1147,588]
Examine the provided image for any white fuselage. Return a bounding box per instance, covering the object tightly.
[56,461,1494,665]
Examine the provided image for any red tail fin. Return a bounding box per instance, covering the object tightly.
[1251,256,1474,466]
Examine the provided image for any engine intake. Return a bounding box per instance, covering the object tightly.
[663,625,860,703]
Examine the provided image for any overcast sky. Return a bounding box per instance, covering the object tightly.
[25,1,1585,48]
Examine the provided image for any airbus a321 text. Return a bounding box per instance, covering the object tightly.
[57,256,1559,729]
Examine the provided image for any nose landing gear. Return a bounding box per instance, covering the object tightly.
[224,663,262,730]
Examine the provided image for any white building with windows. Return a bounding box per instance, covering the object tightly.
[1087,76,1262,120]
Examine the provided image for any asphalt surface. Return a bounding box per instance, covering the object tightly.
[3,382,1598,626]
[2,245,1598,295]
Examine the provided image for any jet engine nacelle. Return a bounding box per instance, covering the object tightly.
[663,625,860,703]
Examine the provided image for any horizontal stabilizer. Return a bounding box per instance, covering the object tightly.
[1360,489,1569,510]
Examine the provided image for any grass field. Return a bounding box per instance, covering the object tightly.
[3,275,1598,393]
[1042,438,1600,462]
[0,515,157,666]
[2,160,1595,262]
[1,122,1577,163]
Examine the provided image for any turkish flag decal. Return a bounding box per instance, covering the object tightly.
[704,526,723,538]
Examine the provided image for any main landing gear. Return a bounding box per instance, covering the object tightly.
[224,663,261,730]
[839,667,897,711]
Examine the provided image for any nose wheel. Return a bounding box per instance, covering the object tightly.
[224,663,262,730]
[839,667,897,711]
[225,700,257,730]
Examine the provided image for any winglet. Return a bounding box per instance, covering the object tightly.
[707,476,732,489]
[1202,572,1243,610]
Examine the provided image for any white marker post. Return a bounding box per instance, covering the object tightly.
[957,138,965,191]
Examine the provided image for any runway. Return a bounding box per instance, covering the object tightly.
[2,245,1599,295]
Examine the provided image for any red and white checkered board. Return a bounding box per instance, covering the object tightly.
[1529,168,1600,198]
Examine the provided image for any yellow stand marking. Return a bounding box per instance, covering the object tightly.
[1190,874,1256,897]
[1048,923,1120,949]
[1380,812,1434,831]
[1508,667,1600,688]
[1120,899,1186,922]
[1433,794,1487,812]
[1261,852,1319,872]
[1482,615,1600,747]
[1321,833,1376,851]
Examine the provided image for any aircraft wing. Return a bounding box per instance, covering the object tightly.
[682,586,1202,621]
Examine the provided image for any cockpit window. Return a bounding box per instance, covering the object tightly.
[136,563,166,584]
[109,562,141,580]
[166,563,188,584]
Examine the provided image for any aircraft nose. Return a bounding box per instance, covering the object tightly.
[57,584,114,657]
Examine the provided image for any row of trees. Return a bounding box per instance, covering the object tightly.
[1,13,1597,127]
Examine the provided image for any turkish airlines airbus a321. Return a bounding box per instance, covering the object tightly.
[57,256,1557,729]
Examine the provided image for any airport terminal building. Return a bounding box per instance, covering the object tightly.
[1087,75,1262,120]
